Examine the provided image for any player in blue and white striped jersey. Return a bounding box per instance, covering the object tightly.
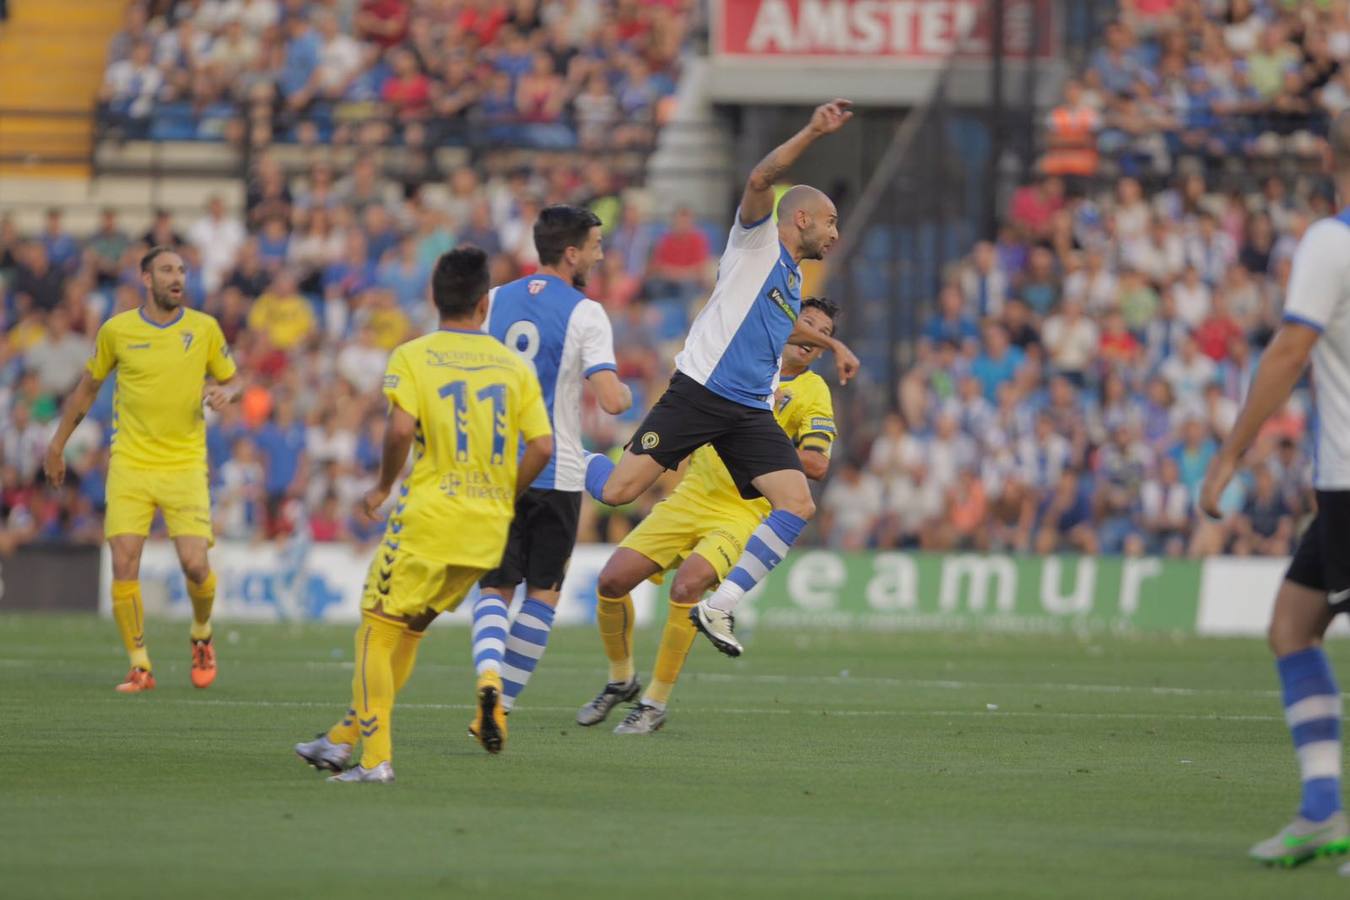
[469,205,632,722]
[1200,110,1350,870]
[584,100,860,658]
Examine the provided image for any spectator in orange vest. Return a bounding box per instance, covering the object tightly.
[1043,79,1102,178]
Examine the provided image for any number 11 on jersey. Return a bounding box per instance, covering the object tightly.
[439,380,508,465]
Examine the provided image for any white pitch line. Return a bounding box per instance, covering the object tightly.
[0,655,1282,700]
[52,696,1284,723]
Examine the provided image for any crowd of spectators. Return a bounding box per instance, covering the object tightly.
[0,0,713,551]
[1044,0,1350,181]
[817,2,1340,559]
[99,0,693,152]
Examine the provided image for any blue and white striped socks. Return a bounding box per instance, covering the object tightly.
[471,593,509,677]
[501,597,556,711]
[1278,646,1343,822]
[706,510,807,613]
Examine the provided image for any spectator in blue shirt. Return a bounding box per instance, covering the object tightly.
[922,285,980,349]
[41,210,80,274]
[254,397,307,507]
[971,321,1026,403]
[279,13,322,103]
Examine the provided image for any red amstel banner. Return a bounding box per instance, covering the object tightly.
[714,0,1057,61]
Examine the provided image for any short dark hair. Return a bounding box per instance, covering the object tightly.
[140,245,179,273]
[802,296,840,323]
[432,246,490,318]
[533,204,602,266]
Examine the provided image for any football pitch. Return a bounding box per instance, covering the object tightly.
[3,614,1348,899]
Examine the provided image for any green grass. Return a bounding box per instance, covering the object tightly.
[2,614,1348,899]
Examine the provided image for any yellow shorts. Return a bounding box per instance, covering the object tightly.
[619,491,758,584]
[361,542,487,619]
[105,465,214,543]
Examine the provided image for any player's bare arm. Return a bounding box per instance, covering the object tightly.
[786,317,859,385]
[45,370,105,487]
[739,99,853,225]
[587,369,632,415]
[1199,322,1319,517]
[515,434,554,500]
[203,377,242,411]
[362,404,417,519]
[799,448,829,481]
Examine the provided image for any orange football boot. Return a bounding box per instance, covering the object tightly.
[190,638,217,689]
[115,667,156,693]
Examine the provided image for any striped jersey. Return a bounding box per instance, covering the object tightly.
[1282,208,1350,489]
[487,273,618,491]
[674,211,803,409]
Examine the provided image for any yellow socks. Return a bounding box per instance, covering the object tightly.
[328,627,424,748]
[596,593,636,684]
[350,612,403,768]
[187,571,216,642]
[646,600,698,707]
[391,628,425,694]
[111,579,151,671]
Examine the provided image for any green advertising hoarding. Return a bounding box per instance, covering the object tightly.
[749,553,1203,634]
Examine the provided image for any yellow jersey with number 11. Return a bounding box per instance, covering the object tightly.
[382,328,551,569]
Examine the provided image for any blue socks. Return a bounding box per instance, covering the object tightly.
[706,510,808,613]
[471,592,509,677]
[501,597,556,711]
[1277,647,1343,822]
[584,452,615,504]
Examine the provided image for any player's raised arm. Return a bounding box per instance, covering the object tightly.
[738,99,853,226]
[45,370,105,487]
[787,315,860,385]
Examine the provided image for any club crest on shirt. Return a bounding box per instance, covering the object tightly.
[787,272,797,291]
[181,331,194,351]
[776,391,793,413]
[528,279,548,295]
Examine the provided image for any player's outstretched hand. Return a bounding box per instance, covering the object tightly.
[361,486,390,522]
[1198,453,1236,520]
[43,444,65,488]
[834,341,860,386]
[809,99,853,136]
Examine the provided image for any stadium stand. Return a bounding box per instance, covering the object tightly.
[819,2,1335,559]
[0,0,1335,564]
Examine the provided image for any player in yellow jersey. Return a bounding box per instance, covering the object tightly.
[45,247,240,693]
[295,246,553,783]
[576,298,839,733]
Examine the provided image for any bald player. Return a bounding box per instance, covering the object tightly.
[584,100,860,658]
[1200,110,1350,872]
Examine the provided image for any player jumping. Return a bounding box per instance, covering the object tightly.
[469,205,631,722]
[295,247,553,782]
[45,246,239,693]
[578,298,839,733]
[1199,110,1350,871]
[583,99,859,658]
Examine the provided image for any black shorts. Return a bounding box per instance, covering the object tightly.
[482,489,581,592]
[628,372,802,500]
[1285,490,1350,614]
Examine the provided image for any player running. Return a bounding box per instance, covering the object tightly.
[295,247,553,782]
[469,205,630,719]
[45,246,239,693]
[583,99,859,658]
[577,298,839,733]
[1199,110,1350,871]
